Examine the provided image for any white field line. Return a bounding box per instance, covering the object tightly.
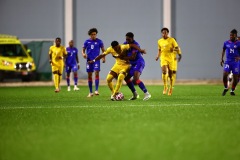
[0,103,238,110]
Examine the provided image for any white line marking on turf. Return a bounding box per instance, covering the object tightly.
[0,103,239,110]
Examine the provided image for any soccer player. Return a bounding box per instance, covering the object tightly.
[155,28,179,96]
[82,28,105,97]
[123,32,151,101]
[221,29,240,96]
[49,37,67,92]
[171,38,182,88]
[88,41,146,100]
[65,40,80,91]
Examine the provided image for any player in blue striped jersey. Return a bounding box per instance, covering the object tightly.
[221,29,240,96]
[123,32,151,101]
[65,40,80,91]
[82,28,105,97]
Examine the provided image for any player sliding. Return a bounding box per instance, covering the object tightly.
[88,41,146,100]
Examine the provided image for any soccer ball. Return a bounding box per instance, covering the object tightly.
[115,92,124,101]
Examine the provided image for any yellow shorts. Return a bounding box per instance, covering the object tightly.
[51,61,64,74]
[160,59,174,71]
[110,63,130,75]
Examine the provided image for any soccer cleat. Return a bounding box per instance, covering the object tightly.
[143,92,151,101]
[67,86,71,91]
[94,91,99,95]
[222,88,228,96]
[55,88,60,93]
[230,91,235,96]
[87,93,93,97]
[163,87,168,95]
[129,92,140,100]
[168,88,173,96]
[110,95,116,101]
[73,86,79,91]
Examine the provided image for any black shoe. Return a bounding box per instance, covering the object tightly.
[230,91,235,96]
[222,89,228,96]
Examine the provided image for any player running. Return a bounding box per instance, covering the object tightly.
[65,40,80,91]
[155,28,179,96]
[123,32,151,101]
[88,41,146,100]
[49,37,67,93]
[82,28,105,97]
[221,29,240,96]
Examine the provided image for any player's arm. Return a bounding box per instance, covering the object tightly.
[220,48,226,67]
[88,54,106,64]
[155,48,161,61]
[129,44,146,54]
[49,48,53,64]
[118,51,137,61]
[82,48,87,59]
[76,54,80,69]
[101,47,106,63]
[177,47,182,62]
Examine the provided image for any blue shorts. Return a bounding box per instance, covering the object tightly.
[65,64,78,73]
[86,61,100,72]
[223,61,239,75]
[128,62,145,77]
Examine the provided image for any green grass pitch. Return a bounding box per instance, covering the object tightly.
[0,85,240,160]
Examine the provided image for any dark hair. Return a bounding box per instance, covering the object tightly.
[230,29,238,35]
[88,28,98,35]
[126,32,134,38]
[56,37,61,41]
[161,27,169,33]
[111,41,119,47]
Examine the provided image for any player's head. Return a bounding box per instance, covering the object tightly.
[69,40,74,47]
[111,41,120,52]
[88,28,98,40]
[161,27,169,39]
[126,32,134,44]
[55,37,61,47]
[230,29,238,41]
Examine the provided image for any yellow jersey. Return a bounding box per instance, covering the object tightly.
[103,44,130,65]
[49,45,67,65]
[158,37,178,62]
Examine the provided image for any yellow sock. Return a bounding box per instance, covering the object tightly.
[106,74,114,94]
[172,73,176,87]
[114,73,125,95]
[162,73,168,88]
[54,74,59,89]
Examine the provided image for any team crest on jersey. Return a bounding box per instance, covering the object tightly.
[95,42,97,44]
[234,45,237,48]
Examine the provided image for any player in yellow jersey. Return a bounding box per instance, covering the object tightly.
[171,38,182,88]
[88,41,146,100]
[155,28,179,96]
[49,37,67,92]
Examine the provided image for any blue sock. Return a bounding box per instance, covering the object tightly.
[138,81,147,93]
[126,80,136,93]
[88,78,93,93]
[95,76,99,91]
[74,76,78,85]
[66,77,70,86]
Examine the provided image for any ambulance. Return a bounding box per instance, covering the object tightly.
[0,34,36,81]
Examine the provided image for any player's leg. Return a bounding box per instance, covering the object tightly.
[172,60,178,88]
[113,71,126,96]
[65,65,71,91]
[125,66,139,100]
[161,65,168,94]
[72,64,79,91]
[168,68,173,96]
[132,63,151,100]
[52,70,60,92]
[94,61,100,95]
[94,71,100,95]
[222,71,229,96]
[230,74,238,96]
[86,63,94,97]
[107,71,117,100]
[113,65,130,97]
